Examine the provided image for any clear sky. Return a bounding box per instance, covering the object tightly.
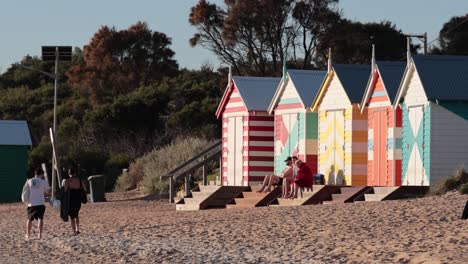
[0,0,467,73]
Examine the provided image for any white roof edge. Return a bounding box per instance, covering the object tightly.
[215,81,232,118]
[393,59,413,109]
[267,75,288,114]
[360,69,376,113]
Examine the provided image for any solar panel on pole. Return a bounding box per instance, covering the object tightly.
[41,46,72,61]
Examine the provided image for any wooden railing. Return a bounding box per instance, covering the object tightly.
[160,140,222,203]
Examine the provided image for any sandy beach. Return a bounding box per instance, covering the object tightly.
[1,191,466,264]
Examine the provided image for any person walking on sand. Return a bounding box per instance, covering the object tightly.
[257,157,294,194]
[63,168,87,235]
[23,168,50,239]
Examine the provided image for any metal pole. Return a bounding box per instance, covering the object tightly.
[51,47,59,197]
[423,32,428,55]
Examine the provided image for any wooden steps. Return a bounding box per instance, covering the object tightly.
[364,187,399,202]
[226,186,282,209]
[322,186,371,204]
[176,186,248,211]
[270,185,325,206]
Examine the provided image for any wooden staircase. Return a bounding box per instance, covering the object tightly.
[226,186,282,209]
[322,186,371,204]
[176,185,248,211]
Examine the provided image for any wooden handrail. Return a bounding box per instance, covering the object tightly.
[160,140,222,181]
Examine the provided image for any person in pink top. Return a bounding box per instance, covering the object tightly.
[283,156,298,198]
[290,159,314,199]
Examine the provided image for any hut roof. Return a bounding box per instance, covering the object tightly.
[333,64,371,103]
[0,120,32,146]
[232,76,280,111]
[376,61,406,102]
[268,70,327,113]
[412,55,468,100]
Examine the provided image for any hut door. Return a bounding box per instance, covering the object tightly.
[227,116,244,186]
[283,113,298,158]
[373,110,388,186]
[407,106,424,186]
[326,110,345,185]
[333,110,345,185]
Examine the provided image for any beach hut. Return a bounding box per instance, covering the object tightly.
[216,73,280,186]
[394,54,468,186]
[267,69,327,175]
[311,58,370,186]
[0,120,32,202]
[360,46,406,186]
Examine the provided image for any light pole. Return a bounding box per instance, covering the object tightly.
[19,46,72,196]
[42,46,72,196]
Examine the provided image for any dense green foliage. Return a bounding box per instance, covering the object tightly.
[0,23,224,190]
[431,14,468,55]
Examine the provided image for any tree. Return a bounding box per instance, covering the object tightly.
[316,20,414,65]
[0,56,53,89]
[189,0,340,76]
[432,14,468,55]
[66,22,178,104]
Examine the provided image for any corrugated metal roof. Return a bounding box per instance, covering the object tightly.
[333,64,371,103]
[233,76,281,111]
[412,55,468,100]
[0,120,32,146]
[287,70,327,106]
[376,61,406,102]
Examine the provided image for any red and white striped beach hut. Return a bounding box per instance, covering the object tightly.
[216,74,280,186]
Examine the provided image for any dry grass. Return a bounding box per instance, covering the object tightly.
[430,167,468,195]
[115,137,213,194]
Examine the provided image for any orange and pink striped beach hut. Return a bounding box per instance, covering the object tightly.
[360,47,406,186]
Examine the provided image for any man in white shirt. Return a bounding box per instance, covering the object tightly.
[23,168,50,239]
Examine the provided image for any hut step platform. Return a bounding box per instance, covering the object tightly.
[322,186,372,204]
[270,185,342,206]
[226,186,282,209]
[176,185,248,211]
[357,186,429,202]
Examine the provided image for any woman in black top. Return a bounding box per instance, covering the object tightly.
[63,168,87,235]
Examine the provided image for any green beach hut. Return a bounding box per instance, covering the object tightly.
[0,120,32,202]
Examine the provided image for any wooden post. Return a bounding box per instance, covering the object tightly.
[219,155,222,186]
[185,174,190,196]
[169,177,175,203]
[202,156,206,186]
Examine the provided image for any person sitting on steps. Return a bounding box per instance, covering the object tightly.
[289,159,314,199]
[284,156,299,198]
[257,157,293,194]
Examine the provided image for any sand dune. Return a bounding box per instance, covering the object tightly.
[1,191,466,263]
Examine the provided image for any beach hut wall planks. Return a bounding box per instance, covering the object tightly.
[394,55,468,186]
[0,120,32,202]
[268,70,327,175]
[312,64,371,186]
[361,59,406,186]
[216,76,280,186]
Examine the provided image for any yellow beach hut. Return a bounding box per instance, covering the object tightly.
[311,61,370,186]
